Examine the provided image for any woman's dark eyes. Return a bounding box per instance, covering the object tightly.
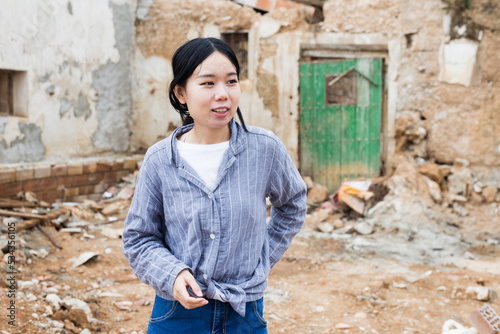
[200,80,238,86]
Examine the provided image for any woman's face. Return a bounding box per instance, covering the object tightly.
[175,51,240,132]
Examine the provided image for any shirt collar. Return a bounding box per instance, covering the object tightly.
[167,120,246,168]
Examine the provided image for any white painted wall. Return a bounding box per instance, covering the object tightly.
[0,0,137,162]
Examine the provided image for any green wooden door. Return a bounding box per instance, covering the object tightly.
[299,58,383,192]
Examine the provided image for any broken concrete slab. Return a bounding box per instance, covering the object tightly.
[439,38,482,87]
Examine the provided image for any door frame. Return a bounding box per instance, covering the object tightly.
[299,43,391,180]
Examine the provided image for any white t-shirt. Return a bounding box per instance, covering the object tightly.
[177,139,229,191]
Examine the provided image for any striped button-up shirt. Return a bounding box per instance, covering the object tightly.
[122,120,307,316]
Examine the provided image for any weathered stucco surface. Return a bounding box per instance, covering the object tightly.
[92,2,134,152]
[0,118,45,163]
[0,0,136,162]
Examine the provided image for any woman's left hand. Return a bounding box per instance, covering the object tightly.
[173,269,209,309]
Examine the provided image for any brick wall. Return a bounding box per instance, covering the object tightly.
[0,155,143,203]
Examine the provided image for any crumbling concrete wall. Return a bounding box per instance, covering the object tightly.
[0,0,136,163]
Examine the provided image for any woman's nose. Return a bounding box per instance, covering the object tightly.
[214,84,229,100]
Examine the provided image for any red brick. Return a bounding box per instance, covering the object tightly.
[470,305,500,334]
[83,162,97,174]
[111,161,125,171]
[0,183,23,198]
[103,172,117,184]
[23,178,58,193]
[96,162,112,172]
[38,189,64,202]
[59,175,89,188]
[88,173,104,184]
[0,168,16,184]
[16,168,34,182]
[67,164,83,176]
[79,185,95,195]
[52,164,68,177]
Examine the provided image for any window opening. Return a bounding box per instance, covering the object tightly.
[325,71,357,106]
[0,69,28,117]
[0,70,15,116]
[221,32,248,80]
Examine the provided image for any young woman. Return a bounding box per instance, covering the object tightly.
[122,37,307,333]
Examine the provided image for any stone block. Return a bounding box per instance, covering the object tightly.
[483,186,498,204]
[33,165,52,179]
[67,164,83,176]
[16,167,34,182]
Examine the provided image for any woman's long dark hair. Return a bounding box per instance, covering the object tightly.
[168,37,248,131]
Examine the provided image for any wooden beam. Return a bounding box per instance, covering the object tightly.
[302,50,387,59]
[0,209,46,220]
[37,225,63,249]
[7,208,70,231]
[302,43,388,52]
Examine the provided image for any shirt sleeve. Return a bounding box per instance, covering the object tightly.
[266,141,307,268]
[122,157,189,296]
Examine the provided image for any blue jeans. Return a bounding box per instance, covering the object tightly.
[147,296,268,334]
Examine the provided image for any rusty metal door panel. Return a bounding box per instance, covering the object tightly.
[299,58,382,192]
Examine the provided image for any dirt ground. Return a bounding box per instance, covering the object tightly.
[1,194,499,334]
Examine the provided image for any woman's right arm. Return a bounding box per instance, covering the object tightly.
[122,161,189,297]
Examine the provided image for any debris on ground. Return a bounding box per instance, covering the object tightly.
[1,155,499,333]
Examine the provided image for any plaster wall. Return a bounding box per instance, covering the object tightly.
[0,0,136,163]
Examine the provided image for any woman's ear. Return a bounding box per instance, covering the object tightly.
[174,85,186,104]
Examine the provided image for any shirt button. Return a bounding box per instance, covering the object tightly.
[210,233,215,240]
[203,274,208,279]
[208,195,211,199]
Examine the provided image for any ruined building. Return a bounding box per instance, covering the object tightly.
[1,0,499,202]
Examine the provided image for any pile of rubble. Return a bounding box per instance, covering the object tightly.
[299,153,500,267]
[0,172,140,334]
